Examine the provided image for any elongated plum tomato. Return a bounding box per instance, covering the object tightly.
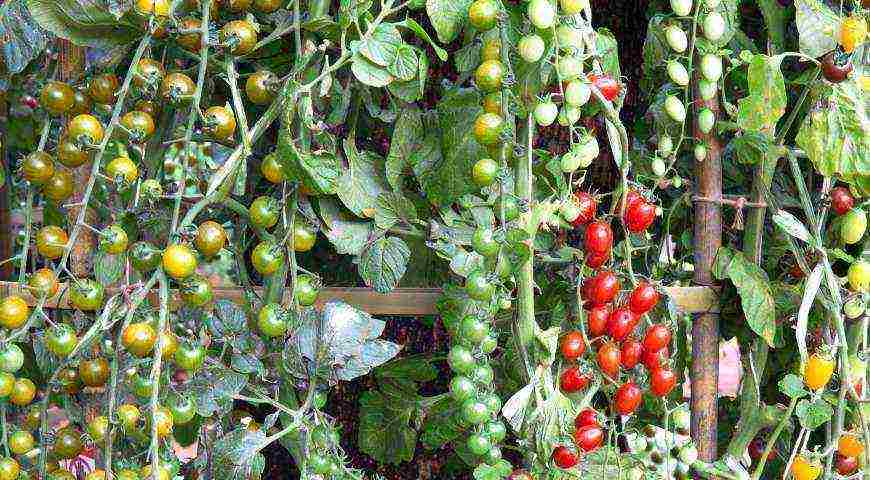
[620,339,642,369]
[613,381,642,415]
[574,408,599,429]
[650,367,677,396]
[559,330,585,360]
[552,445,579,469]
[606,307,637,341]
[642,345,669,370]
[597,341,621,378]
[588,74,620,101]
[588,270,620,306]
[585,251,609,269]
[586,305,610,336]
[830,187,854,215]
[642,324,671,352]
[571,192,597,227]
[585,220,613,254]
[574,425,604,452]
[628,282,659,314]
[560,366,590,393]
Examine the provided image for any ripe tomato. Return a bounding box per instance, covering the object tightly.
[586,305,610,336]
[574,408,599,429]
[642,324,672,352]
[650,367,677,396]
[791,455,821,480]
[0,296,29,329]
[0,458,20,480]
[839,16,868,54]
[624,199,656,232]
[588,74,620,101]
[588,270,620,306]
[628,282,659,315]
[21,151,55,185]
[40,81,75,115]
[574,424,604,452]
[642,345,669,370]
[803,352,834,390]
[162,244,198,280]
[79,357,110,387]
[133,58,165,88]
[613,381,642,415]
[560,330,586,360]
[46,324,78,358]
[571,192,597,227]
[597,341,621,378]
[560,366,591,393]
[204,105,237,141]
[552,445,579,469]
[835,454,859,476]
[106,156,139,183]
[251,241,285,276]
[837,432,864,458]
[620,339,642,369]
[584,220,613,254]
[820,52,853,83]
[220,20,258,55]
[606,307,637,341]
[830,187,855,215]
[122,322,157,358]
[585,251,609,269]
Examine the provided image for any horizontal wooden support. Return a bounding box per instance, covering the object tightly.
[0,281,718,315]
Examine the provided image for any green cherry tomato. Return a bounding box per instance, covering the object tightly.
[480,334,498,354]
[485,420,507,443]
[482,392,502,414]
[848,260,870,292]
[294,274,319,306]
[460,315,490,344]
[181,274,213,307]
[100,224,129,254]
[70,279,105,311]
[448,345,476,374]
[466,271,495,302]
[46,324,78,358]
[174,343,206,372]
[473,158,499,187]
[475,60,504,93]
[472,364,495,384]
[251,241,285,276]
[495,195,519,222]
[472,227,500,257]
[129,241,162,272]
[461,399,489,425]
[841,209,867,244]
[450,375,477,401]
[52,427,83,459]
[468,0,498,31]
[473,113,504,146]
[468,433,492,456]
[249,196,280,229]
[169,396,197,425]
[0,344,24,373]
[257,303,287,337]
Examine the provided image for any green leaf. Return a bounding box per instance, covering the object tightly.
[388,78,422,102]
[388,44,419,81]
[277,93,341,195]
[736,54,787,134]
[339,0,373,27]
[729,132,774,165]
[375,192,418,230]
[796,398,833,430]
[772,209,813,245]
[755,0,786,50]
[208,300,248,337]
[186,365,248,417]
[596,29,621,80]
[713,247,777,346]
[473,463,506,480]
[359,236,411,293]
[360,23,403,67]
[420,396,464,449]
[26,0,139,48]
[778,374,809,399]
[454,41,482,73]
[337,139,390,218]
[386,107,424,190]
[317,197,375,256]
[93,251,123,286]
[357,389,419,465]
[376,355,438,382]
[796,82,870,196]
[396,17,448,61]
[426,0,472,43]
[0,0,49,77]
[351,53,395,87]
[795,0,839,58]
[213,428,270,480]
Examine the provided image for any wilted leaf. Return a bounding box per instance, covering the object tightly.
[772,210,813,244]
[795,0,839,58]
[713,247,777,346]
[736,54,787,134]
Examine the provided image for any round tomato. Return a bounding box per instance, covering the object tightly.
[473,158,499,187]
[122,322,157,358]
[606,307,637,341]
[588,74,620,101]
[467,432,491,456]
[10,378,36,406]
[129,241,162,272]
[466,271,495,302]
[642,324,671,352]
[29,267,59,298]
[0,457,19,480]
[203,105,237,141]
[57,137,91,167]
[253,0,282,12]
[220,20,258,55]
[46,324,78,358]
[0,296,29,329]
[170,396,197,425]
[613,381,642,415]
[21,151,55,185]
[450,375,476,401]
[260,154,285,184]
[448,345,475,374]
[597,341,621,378]
[835,454,859,476]
[468,0,498,30]
[160,72,195,103]
[482,91,503,114]
[837,432,864,458]
[8,430,34,454]
[294,274,319,306]
[120,110,156,141]
[569,192,597,228]
[624,199,656,232]
[249,197,279,229]
[117,403,141,430]
[560,330,585,360]
[560,366,591,393]
[292,221,317,252]
[87,73,119,105]
[552,445,579,469]
[80,357,110,387]
[258,303,287,337]
[803,352,834,390]
[133,58,165,89]
[151,406,174,438]
[163,244,198,280]
[0,345,23,373]
[181,274,213,307]
[177,17,202,51]
[528,0,556,29]
[175,343,206,372]
[100,224,129,254]
[574,408,599,429]
[475,60,504,93]
[195,220,227,257]
[830,187,855,215]
[574,424,604,452]
[106,156,139,184]
[461,398,489,425]
[40,81,75,115]
[472,227,500,258]
[70,279,105,311]
[251,241,285,275]
[43,170,74,203]
[518,34,545,63]
[52,427,83,459]
[791,455,821,480]
[473,113,504,146]
[848,260,870,292]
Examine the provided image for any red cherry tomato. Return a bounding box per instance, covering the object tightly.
[597,341,621,378]
[586,305,610,337]
[623,190,643,210]
[830,187,855,216]
[624,199,656,232]
[628,282,659,315]
[571,192,597,227]
[642,324,672,352]
[588,270,620,306]
[620,339,643,369]
[650,367,677,397]
[835,454,859,476]
[574,425,604,452]
[588,74,620,101]
[585,221,613,254]
[642,346,669,370]
[552,445,580,469]
[574,408,599,429]
[606,307,638,341]
[560,366,591,393]
[560,330,586,360]
[613,381,642,415]
[585,251,609,269]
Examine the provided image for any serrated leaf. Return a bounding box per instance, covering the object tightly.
[337,139,390,218]
[93,251,123,286]
[26,0,139,49]
[736,54,787,134]
[375,192,418,230]
[454,41,482,73]
[778,374,809,399]
[713,247,777,346]
[186,366,248,417]
[359,236,411,293]
[0,0,49,78]
[213,428,270,480]
[277,87,340,195]
[388,44,418,81]
[396,17,448,61]
[208,300,248,337]
[317,197,375,255]
[426,0,472,43]
[360,23,403,67]
[420,396,464,449]
[386,107,424,190]
[351,53,394,87]
[357,389,418,465]
[796,398,833,430]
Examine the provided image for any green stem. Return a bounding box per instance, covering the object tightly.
[751,397,797,480]
[514,113,536,381]
[147,271,170,480]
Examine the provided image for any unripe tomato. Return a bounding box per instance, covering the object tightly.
[249,196,280,229]
[837,432,864,458]
[160,72,195,103]
[133,58,164,89]
[135,0,170,16]
[253,0,282,13]
[555,25,583,52]
[151,406,174,438]
[29,269,60,300]
[43,169,74,203]
[467,432,491,456]
[40,81,76,115]
[560,330,585,360]
[803,352,834,390]
[251,241,285,275]
[606,307,637,341]
[841,209,867,244]
[169,395,197,425]
[561,137,599,173]
[220,20,258,55]
[670,0,692,16]
[0,373,13,398]
[0,345,23,373]
[473,158,499,187]
[52,427,83,459]
[475,60,504,93]
[480,37,501,62]
[533,100,558,127]
[57,137,90,167]
[518,34,545,62]
[141,463,173,480]
[22,151,55,185]
[10,378,36,406]
[791,455,821,480]
[472,227,499,258]
[613,381,642,415]
[694,143,707,161]
[68,114,105,145]
[664,95,686,122]
[106,156,139,184]
[260,154,285,183]
[175,343,205,372]
[80,357,110,387]
[848,260,870,292]
[162,244,198,280]
[564,80,591,107]
[557,55,583,80]
[450,375,476,401]
[122,322,157,358]
[203,106,237,141]
[702,12,726,42]
[597,341,621,378]
[129,241,162,272]
[700,54,723,81]
[0,457,20,480]
[697,108,715,134]
[830,187,854,215]
[552,445,579,468]
[46,324,78,358]
[650,367,677,396]
[246,70,278,105]
[466,271,495,301]
[621,339,643,369]
[528,0,556,29]
[87,73,120,105]
[574,424,604,452]
[181,274,213,307]
[117,403,141,430]
[121,110,156,142]
[448,345,475,374]
[69,278,103,311]
[8,430,34,454]
[665,25,688,52]
[461,398,489,424]
[482,91,502,114]
[629,282,659,314]
[560,366,590,393]
[560,0,588,14]
[0,296,29,329]
[258,303,286,337]
[292,221,317,252]
[195,220,227,257]
[468,0,498,30]
[100,224,129,254]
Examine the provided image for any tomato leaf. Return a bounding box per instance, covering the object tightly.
[317,197,375,256]
[0,0,49,81]
[351,52,395,87]
[772,209,813,245]
[358,388,419,465]
[395,17,449,61]
[713,247,777,346]
[185,365,248,417]
[389,44,419,81]
[358,236,411,293]
[426,0,472,43]
[778,374,809,399]
[337,138,390,218]
[374,192,418,230]
[796,265,824,368]
[386,106,424,190]
[26,0,139,48]
[796,398,833,430]
[360,23,403,67]
[736,54,787,134]
[212,428,270,480]
[794,0,839,58]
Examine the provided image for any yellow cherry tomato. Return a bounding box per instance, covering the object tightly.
[803,353,835,391]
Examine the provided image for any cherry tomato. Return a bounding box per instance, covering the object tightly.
[8,430,35,454]
[642,324,672,352]
[473,158,499,187]
[803,352,834,390]
[466,271,495,302]
[480,37,501,62]
[249,196,279,229]
[0,345,23,373]
[52,427,83,459]
[560,330,586,360]
[472,227,500,258]
[448,345,475,374]
[830,187,854,215]
[28,268,59,298]
[69,89,92,116]
[160,72,195,103]
[195,220,227,257]
[68,114,105,145]
[117,403,141,430]
[614,381,642,415]
[294,274,319,307]
[650,367,677,396]
[46,324,78,358]
[461,398,489,424]
[574,424,604,452]
[260,154,285,183]
[835,454,859,476]
[642,345,669,370]
[0,457,20,480]
[70,279,105,311]
[151,406,174,438]
[181,274,214,307]
[88,73,120,104]
[253,0,282,12]
[0,296,29,329]
[585,220,613,254]
[570,192,597,227]
[552,445,579,469]
[597,341,621,378]
[574,408,599,429]
[21,151,55,185]
[473,113,504,146]
[169,395,197,425]
[129,241,162,272]
[791,455,821,480]
[85,469,107,480]
[79,357,110,387]
[120,110,156,141]
[220,20,258,55]
[468,0,498,30]
[133,58,165,89]
[203,105,237,141]
[475,60,504,93]
[482,92,502,115]
[588,270,620,306]
[122,322,157,357]
[10,378,36,406]
[837,432,864,458]
[251,241,285,275]
[585,251,609,269]
[175,343,206,372]
[820,52,853,83]
[100,224,129,254]
[560,366,590,393]
[258,303,287,337]
[629,282,659,315]
[40,81,75,115]
[606,307,637,341]
[588,74,620,101]
[848,260,870,292]
[620,339,643,369]
[292,221,317,252]
[135,0,170,16]
[177,17,202,50]
[586,305,610,336]
[57,137,91,167]
[162,244,198,280]
[624,199,656,232]
[224,0,253,12]
[43,169,75,203]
